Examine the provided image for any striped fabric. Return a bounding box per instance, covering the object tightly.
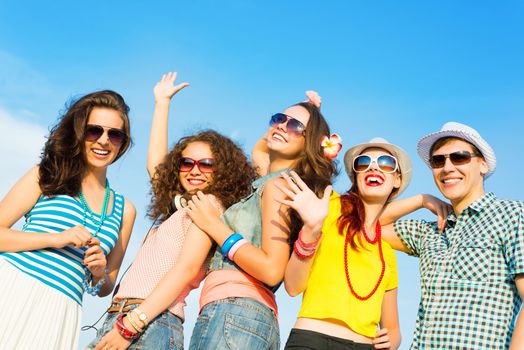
[0,191,124,305]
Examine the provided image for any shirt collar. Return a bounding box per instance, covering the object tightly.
[445,192,496,227]
[467,192,496,213]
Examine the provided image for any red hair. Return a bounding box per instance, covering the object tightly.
[337,184,365,250]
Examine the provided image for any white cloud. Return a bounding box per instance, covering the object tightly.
[0,107,47,196]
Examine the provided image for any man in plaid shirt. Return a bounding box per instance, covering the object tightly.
[383,122,524,349]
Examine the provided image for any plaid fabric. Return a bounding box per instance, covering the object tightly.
[395,192,524,350]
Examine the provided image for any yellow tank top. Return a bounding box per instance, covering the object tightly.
[298,192,398,338]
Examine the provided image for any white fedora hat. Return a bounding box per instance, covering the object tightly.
[417,121,496,178]
[344,137,413,198]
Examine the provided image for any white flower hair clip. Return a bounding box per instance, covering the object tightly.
[321,133,342,159]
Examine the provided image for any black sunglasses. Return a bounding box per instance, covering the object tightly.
[84,124,127,147]
[429,151,481,169]
[269,113,306,137]
[178,157,214,173]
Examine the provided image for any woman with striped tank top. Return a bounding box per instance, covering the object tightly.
[0,90,136,349]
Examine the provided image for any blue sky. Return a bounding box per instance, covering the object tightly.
[1,1,523,349]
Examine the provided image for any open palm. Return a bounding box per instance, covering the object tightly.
[153,71,189,102]
[275,171,332,232]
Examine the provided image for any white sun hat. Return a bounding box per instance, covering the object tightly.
[417,121,496,178]
[344,137,413,198]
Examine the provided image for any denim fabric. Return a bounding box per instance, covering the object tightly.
[189,298,280,350]
[86,304,183,350]
[208,170,287,273]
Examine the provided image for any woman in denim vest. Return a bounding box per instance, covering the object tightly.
[186,92,337,349]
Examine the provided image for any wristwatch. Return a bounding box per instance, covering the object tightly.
[133,308,149,327]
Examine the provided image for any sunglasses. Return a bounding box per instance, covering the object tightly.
[84,124,127,147]
[178,157,214,173]
[353,154,398,174]
[429,151,481,169]
[269,113,306,137]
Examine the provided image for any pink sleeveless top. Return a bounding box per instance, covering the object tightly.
[115,195,223,320]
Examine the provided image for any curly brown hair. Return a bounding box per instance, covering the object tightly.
[148,130,257,222]
[287,102,339,246]
[38,90,132,196]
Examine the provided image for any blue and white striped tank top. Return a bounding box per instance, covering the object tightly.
[0,190,124,305]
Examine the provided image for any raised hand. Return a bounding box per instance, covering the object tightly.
[153,71,189,103]
[305,90,322,108]
[274,171,332,236]
[421,194,453,232]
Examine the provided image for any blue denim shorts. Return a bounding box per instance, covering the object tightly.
[189,297,280,350]
[86,303,184,350]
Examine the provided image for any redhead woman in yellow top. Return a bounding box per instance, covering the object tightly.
[279,138,449,350]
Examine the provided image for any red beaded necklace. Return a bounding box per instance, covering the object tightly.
[344,221,385,301]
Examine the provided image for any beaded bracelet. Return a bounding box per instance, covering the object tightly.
[115,314,140,340]
[83,268,108,296]
[293,240,316,260]
[297,229,322,250]
[221,233,244,256]
[227,238,248,261]
[293,230,323,260]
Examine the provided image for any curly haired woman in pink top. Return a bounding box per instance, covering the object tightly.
[88,72,257,350]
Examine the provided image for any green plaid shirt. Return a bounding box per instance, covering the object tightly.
[395,192,524,350]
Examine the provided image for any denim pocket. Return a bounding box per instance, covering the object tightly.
[452,237,493,282]
[131,312,183,350]
[224,313,273,350]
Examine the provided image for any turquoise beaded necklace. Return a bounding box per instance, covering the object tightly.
[78,180,111,238]
[79,180,111,295]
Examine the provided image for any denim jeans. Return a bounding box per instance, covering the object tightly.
[189,297,280,350]
[86,304,183,350]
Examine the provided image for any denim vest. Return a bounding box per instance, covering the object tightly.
[208,170,287,273]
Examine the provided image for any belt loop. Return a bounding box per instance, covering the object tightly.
[118,298,127,313]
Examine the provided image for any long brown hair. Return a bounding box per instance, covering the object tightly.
[38,90,132,196]
[287,102,338,246]
[148,130,257,223]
